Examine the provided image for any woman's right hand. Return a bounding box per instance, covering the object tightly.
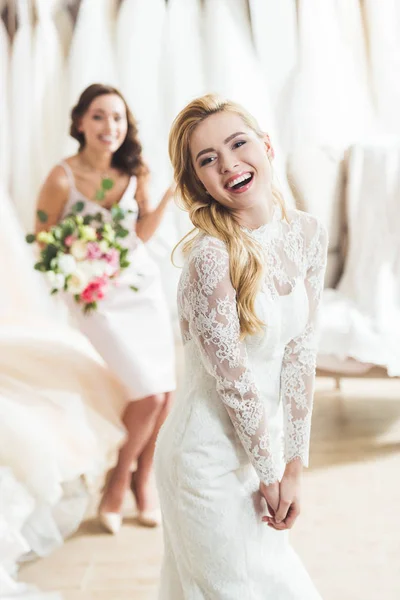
[259,480,280,520]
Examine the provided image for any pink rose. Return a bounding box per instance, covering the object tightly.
[80,275,109,305]
[104,248,120,268]
[86,241,103,260]
[64,235,76,248]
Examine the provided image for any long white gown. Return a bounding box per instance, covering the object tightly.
[66,0,118,155]
[155,207,328,598]
[363,0,400,135]
[281,0,375,152]
[116,0,181,322]
[319,142,400,376]
[32,0,66,196]
[10,0,34,230]
[0,5,10,190]
[249,0,297,117]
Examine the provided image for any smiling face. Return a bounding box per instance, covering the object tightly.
[78,93,128,154]
[190,111,273,212]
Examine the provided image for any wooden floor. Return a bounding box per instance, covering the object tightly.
[20,376,400,600]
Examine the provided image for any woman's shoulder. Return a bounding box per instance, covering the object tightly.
[285,208,328,244]
[41,160,73,195]
[188,232,228,261]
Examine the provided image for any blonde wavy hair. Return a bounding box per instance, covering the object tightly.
[169,94,287,338]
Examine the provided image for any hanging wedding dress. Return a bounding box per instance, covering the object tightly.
[116,0,180,322]
[157,0,205,309]
[0,187,126,590]
[0,1,10,190]
[32,0,67,198]
[281,0,375,152]
[363,0,400,135]
[249,0,297,119]
[318,142,400,376]
[202,0,294,207]
[155,207,327,598]
[10,0,34,230]
[66,0,118,154]
[53,0,74,58]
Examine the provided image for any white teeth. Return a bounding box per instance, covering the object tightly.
[227,173,252,188]
[100,136,115,142]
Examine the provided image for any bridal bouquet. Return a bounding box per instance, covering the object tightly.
[26,202,136,314]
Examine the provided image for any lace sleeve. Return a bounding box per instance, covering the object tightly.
[186,238,279,485]
[280,219,328,466]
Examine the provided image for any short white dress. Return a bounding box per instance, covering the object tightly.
[59,161,176,401]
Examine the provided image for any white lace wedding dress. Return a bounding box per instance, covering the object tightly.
[155,208,327,599]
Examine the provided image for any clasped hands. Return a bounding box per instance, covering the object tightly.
[259,460,302,531]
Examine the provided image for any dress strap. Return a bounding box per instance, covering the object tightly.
[59,160,76,190]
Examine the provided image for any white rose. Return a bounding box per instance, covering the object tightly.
[70,240,88,261]
[80,225,97,241]
[57,254,77,276]
[80,260,105,278]
[67,268,89,295]
[46,271,65,290]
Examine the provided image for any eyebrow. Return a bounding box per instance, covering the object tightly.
[90,109,122,115]
[195,131,246,162]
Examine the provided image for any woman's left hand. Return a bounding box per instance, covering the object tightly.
[262,460,302,531]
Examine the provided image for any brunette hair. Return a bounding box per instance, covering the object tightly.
[70,83,147,177]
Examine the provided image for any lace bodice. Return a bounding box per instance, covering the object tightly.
[177,208,328,485]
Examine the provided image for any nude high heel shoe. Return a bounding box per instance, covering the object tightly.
[98,468,124,534]
[130,471,162,528]
[98,511,122,535]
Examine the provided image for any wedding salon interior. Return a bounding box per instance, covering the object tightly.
[1,1,399,599]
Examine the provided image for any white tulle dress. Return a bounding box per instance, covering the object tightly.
[0,186,126,596]
[155,207,327,599]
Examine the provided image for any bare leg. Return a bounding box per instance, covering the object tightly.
[99,393,164,514]
[132,391,174,512]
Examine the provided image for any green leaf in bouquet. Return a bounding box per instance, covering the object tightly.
[72,201,85,213]
[130,285,139,292]
[51,288,59,295]
[83,301,98,314]
[37,209,48,223]
[34,262,46,271]
[42,244,59,269]
[83,214,94,225]
[95,212,103,221]
[95,189,105,201]
[116,227,129,238]
[120,260,130,269]
[119,248,129,261]
[111,205,125,221]
[101,178,114,191]
[25,233,36,244]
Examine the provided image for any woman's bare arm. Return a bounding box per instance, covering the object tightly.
[35,166,70,234]
[134,171,175,243]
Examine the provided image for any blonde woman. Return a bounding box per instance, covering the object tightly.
[154,95,328,598]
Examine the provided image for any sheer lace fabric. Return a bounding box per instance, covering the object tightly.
[178,209,327,484]
[155,208,327,599]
